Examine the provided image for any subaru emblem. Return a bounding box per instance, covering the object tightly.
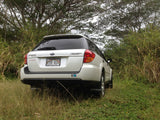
[50,53,55,55]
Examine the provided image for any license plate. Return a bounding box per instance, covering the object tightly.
[46,58,61,66]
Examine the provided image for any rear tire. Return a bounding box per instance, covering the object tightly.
[108,73,113,88]
[98,74,105,97]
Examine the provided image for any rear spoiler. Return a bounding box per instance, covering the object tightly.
[43,34,86,40]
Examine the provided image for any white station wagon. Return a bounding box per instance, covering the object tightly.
[20,34,113,96]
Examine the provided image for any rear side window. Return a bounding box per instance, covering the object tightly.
[33,38,86,50]
[87,39,106,60]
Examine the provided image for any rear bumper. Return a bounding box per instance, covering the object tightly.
[20,64,101,85]
[21,78,99,88]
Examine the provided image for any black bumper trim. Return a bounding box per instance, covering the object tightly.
[24,67,80,74]
[21,78,99,88]
[22,78,82,82]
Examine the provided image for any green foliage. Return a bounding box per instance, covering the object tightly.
[0,37,11,78]
[106,25,160,83]
[0,40,25,79]
[104,0,160,38]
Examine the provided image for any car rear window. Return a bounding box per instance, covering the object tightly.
[33,38,86,50]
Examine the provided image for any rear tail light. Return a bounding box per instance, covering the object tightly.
[24,54,27,64]
[83,50,95,63]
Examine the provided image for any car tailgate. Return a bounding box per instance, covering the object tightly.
[27,49,85,73]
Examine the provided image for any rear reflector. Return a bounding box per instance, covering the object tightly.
[83,50,95,63]
[24,54,27,64]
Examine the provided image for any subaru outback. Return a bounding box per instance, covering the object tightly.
[20,34,113,96]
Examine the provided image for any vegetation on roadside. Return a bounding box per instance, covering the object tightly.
[105,26,160,83]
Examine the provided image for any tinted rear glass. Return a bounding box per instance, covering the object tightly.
[33,38,86,50]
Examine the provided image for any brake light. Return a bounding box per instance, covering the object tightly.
[83,50,95,63]
[24,54,27,64]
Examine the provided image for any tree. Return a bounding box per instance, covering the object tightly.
[103,0,160,38]
[81,0,160,40]
[0,0,101,41]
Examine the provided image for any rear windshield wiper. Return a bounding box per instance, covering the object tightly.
[37,47,56,50]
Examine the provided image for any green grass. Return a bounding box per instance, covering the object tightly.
[0,78,159,120]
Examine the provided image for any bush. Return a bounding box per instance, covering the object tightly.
[0,25,46,79]
[106,25,160,83]
[0,39,26,79]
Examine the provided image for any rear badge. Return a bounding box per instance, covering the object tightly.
[71,74,77,77]
[50,53,55,56]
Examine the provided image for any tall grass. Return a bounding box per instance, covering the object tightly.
[0,79,159,120]
[0,25,47,79]
[0,38,11,78]
[0,39,28,79]
[127,26,160,83]
[106,25,160,83]
[0,80,70,120]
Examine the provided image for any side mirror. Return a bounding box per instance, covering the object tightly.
[107,58,112,63]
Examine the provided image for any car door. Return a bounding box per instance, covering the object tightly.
[86,39,111,81]
[94,45,111,81]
